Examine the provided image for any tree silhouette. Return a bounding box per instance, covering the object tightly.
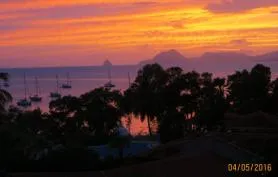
[158,67,187,143]
[250,64,271,111]
[159,110,185,143]
[196,73,229,130]
[163,67,186,110]
[1,63,278,171]
[79,87,123,138]
[49,96,86,148]
[227,64,271,114]
[267,78,278,114]
[181,71,201,120]
[0,73,12,112]
[126,64,167,136]
[0,108,52,170]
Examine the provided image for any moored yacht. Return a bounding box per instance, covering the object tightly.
[104,60,115,89]
[17,73,31,107]
[30,77,42,102]
[61,72,72,89]
[50,75,61,99]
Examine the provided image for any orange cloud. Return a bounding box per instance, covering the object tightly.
[0,0,278,66]
[0,0,197,11]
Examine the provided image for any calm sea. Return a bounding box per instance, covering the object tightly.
[0,65,157,135]
[1,65,277,135]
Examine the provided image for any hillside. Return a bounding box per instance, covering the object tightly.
[138,50,278,73]
[139,49,189,68]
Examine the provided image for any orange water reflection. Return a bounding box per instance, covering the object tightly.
[121,115,158,136]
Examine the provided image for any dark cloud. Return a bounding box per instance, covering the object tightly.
[207,0,278,13]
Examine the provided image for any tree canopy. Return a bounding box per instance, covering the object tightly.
[1,63,278,171]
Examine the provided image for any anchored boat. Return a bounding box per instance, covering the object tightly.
[50,75,61,99]
[17,73,31,107]
[30,77,42,102]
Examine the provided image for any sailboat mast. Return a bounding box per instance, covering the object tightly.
[108,66,111,82]
[56,75,59,93]
[35,77,39,95]
[67,73,70,85]
[128,72,131,87]
[24,73,27,99]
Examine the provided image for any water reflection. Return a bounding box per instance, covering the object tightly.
[121,115,158,136]
[6,76,156,135]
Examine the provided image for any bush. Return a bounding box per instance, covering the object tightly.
[158,112,185,144]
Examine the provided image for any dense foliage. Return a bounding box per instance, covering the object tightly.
[0,63,278,171]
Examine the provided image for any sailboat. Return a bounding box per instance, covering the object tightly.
[61,73,72,89]
[50,75,61,98]
[30,77,42,102]
[128,72,131,87]
[104,65,115,89]
[17,73,31,107]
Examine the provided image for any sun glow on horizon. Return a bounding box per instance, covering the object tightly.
[0,0,278,67]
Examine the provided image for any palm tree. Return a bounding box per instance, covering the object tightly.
[213,77,227,97]
[121,89,134,133]
[196,74,229,130]
[0,73,12,112]
[126,64,167,136]
[79,87,123,138]
[181,71,201,120]
[227,64,271,113]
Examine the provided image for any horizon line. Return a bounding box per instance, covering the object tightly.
[1,49,278,69]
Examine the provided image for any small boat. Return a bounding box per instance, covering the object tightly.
[30,95,42,102]
[50,92,61,98]
[17,73,32,107]
[61,84,72,89]
[50,75,61,99]
[104,64,115,89]
[61,73,72,89]
[17,99,32,107]
[104,81,115,89]
[30,77,42,102]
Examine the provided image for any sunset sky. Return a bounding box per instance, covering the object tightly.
[1,0,278,67]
